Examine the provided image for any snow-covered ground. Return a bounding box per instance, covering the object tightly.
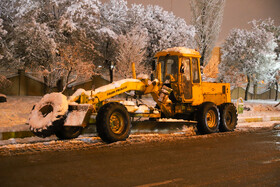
[0,96,41,128]
[238,100,280,117]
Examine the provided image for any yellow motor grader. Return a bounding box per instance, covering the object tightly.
[28,47,237,143]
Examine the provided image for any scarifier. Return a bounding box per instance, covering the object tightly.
[28,47,238,143]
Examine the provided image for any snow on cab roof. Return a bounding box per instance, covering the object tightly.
[155,47,201,57]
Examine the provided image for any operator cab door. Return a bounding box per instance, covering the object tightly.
[191,58,200,84]
[181,57,201,101]
[181,57,192,100]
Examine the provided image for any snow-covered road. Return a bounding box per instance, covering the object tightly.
[0,127,279,186]
[1,123,279,157]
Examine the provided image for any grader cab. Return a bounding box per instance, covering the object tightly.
[29,47,237,143]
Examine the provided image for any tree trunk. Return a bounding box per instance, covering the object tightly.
[43,76,49,94]
[275,81,278,101]
[109,68,113,83]
[253,83,257,99]
[56,78,64,92]
[200,49,205,67]
[245,75,250,101]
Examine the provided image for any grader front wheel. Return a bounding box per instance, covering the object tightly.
[28,93,68,137]
[197,102,220,134]
[96,102,131,143]
[55,126,83,139]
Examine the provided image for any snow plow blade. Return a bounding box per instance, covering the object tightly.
[64,104,93,127]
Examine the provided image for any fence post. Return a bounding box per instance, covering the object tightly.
[18,69,26,96]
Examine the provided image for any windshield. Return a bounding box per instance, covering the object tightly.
[158,55,178,82]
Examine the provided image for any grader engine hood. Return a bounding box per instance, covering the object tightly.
[69,79,147,104]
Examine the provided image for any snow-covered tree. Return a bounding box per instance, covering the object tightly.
[12,0,64,89]
[66,0,101,36]
[92,0,130,82]
[92,28,118,83]
[139,5,195,63]
[56,44,95,92]
[90,0,195,82]
[100,0,129,34]
[219,27,278,100]
[0,0,18,68]
[14,17,57,71]
[251,18,280,100]
[0,18,7,60]
[11,0,99,91]
[115,27,149,80]
[251,18,280,59]
[1,0,195,88]
[190,0,225,67]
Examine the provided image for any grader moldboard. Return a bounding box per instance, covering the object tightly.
[28,47,238,143]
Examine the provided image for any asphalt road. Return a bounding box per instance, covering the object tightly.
[0,128,279,186]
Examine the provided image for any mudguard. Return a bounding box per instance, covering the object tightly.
[64,104,93,127]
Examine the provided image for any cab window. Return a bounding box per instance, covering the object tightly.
[181,57,191,81]
[158,55,178,82]
[192,58,200,83]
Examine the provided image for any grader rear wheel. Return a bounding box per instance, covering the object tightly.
[219,103,238,132]
[197,102,220,134]
[96,102,131,143]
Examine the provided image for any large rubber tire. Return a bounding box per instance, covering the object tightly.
[96,102,131,143]
[28,93,68,137]
[197,102,220,134]
[55,126,83,140]
[219,103,238,132]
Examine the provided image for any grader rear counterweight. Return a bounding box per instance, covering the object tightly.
[28,47,237,143]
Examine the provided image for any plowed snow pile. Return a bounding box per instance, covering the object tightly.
[238,101,280,117]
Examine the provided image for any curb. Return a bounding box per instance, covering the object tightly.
[238,116,280,123]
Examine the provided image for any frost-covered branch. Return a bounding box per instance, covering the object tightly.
[115,27,149,80]
[190,0,225,67]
